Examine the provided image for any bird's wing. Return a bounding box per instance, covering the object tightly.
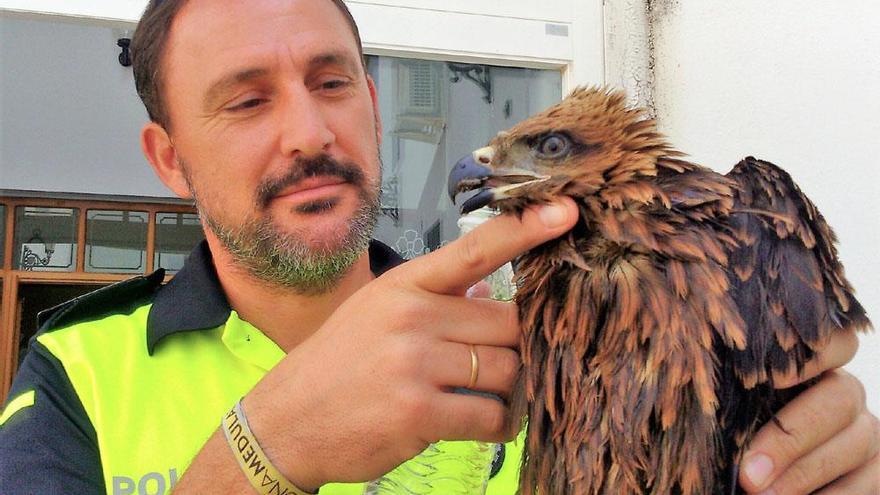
[724,157,870,388]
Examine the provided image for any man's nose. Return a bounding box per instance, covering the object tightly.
[278,88,336,157]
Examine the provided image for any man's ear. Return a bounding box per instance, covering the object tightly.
[366,75,383,146]
[141,122,192,199]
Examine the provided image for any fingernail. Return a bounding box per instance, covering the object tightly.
[757,490,776,495]
[537,203,568,228]
[743,453,774,488]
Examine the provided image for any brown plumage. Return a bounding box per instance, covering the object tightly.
[448,87,871,494]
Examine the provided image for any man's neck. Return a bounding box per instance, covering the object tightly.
[206,237,375,352]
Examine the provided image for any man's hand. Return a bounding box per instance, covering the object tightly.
[739,332,880,494]
[240,199,579,492]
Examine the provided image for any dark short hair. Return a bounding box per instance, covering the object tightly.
[131,0,366,129]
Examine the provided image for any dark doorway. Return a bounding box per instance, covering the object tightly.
[16,283,105,369]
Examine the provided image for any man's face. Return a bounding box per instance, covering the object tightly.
[160,0,382,292]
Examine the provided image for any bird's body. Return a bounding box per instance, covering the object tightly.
[448,87,871,494]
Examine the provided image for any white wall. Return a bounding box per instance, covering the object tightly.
[650,1,880,414]
[0,15,169,197]
[0,0,604,82]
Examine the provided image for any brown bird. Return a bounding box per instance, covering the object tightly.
[448,87,871,495]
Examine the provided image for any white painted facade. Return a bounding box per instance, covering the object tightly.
[0,0,604,84]
[649,0,880,414]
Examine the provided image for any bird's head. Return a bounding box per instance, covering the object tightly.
[449,86,676,214]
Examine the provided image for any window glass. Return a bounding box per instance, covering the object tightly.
[13,207,78,271]
[366,56,562,258]
[154,213,204,273]
[85,210,148,274]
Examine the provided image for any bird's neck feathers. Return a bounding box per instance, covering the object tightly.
[611,114,700,176]
[560,127,734,257]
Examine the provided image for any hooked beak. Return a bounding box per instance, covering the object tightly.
[448,154,495,214]
[448,147,550,214]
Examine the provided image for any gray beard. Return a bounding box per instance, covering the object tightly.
[185,161,381,295]
[200,197,379,295]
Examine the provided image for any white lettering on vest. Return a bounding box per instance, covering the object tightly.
[112,468,178,495]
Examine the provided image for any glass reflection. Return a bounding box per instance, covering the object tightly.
[365,56,561,258]
[13,207,78,272]
[154,212,205,273]
[85,210,148,274]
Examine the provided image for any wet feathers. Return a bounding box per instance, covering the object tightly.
[454,87,871,494]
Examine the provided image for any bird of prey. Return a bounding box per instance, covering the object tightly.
[448,87,871,495]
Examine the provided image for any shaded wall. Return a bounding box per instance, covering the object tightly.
[650,0,880,413]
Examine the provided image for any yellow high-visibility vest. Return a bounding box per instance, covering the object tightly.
[37,306,523,494]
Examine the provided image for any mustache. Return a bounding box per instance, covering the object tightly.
[256,154,366,209]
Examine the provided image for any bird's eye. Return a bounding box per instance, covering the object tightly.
[536,133,571,158]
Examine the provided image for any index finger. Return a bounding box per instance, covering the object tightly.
[404,199,578,295]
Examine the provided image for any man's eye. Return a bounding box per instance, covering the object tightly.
[319,79,351,92]
[228,98,266,111]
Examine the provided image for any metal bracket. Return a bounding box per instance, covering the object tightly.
[447,63,492,104]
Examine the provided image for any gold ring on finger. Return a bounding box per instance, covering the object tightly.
[467,344,479,389]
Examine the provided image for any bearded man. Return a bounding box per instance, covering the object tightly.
[0,1,876,494]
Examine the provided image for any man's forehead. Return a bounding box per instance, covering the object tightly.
[165,0,359,68]
[156,0,365,124]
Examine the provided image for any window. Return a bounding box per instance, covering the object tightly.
[367,55,562,258]
[85,210,149,274]
[0,199,200,277]
[13,207,79,272]
[155,212,205,273]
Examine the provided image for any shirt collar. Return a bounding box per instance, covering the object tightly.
[146,239,404,354]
